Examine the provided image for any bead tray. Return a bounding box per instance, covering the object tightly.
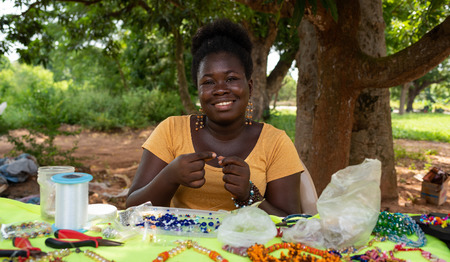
[119,206,229,238]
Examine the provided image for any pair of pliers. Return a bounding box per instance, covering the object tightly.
[275,214,312,227]
[0,237,47,259]
[45,229,123,249]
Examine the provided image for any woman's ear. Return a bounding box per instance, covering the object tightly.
[248,79,253,97]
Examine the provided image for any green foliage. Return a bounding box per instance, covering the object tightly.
[0,62,184,132]
[60,87,183,131]
[276,75,297,102]
[0,62,81,166]
[391,113,450,143]
[383,0,449,54]
[265,109,296,141]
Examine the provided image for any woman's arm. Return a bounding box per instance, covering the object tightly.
[126,149,216,208]
[126,150,177,208]
[258,172,301,216]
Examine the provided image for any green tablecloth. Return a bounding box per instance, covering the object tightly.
[0,197,449,261]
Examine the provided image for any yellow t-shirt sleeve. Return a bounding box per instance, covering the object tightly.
[265,129,304,183]
[141,117,176,164]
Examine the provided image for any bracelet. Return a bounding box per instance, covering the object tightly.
[232,181,264,208]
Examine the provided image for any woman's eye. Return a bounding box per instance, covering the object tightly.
[202,80,214,85]
[226,77,237,82]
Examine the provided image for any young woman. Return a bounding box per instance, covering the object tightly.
[126,19,303,216]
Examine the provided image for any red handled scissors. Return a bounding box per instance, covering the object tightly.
[45,229,123,249]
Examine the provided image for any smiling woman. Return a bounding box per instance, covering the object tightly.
[126,18,311,217]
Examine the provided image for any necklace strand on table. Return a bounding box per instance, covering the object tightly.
[393,243,446,262]
[247,242,342,262]
[152,240,228,262]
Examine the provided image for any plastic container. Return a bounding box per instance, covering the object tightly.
[37,166,75,221]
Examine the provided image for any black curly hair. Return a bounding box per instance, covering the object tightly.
[191,18,253,87]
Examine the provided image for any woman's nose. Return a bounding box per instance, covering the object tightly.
[212,81,230,95]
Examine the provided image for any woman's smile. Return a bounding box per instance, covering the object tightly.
[213,100,235,110]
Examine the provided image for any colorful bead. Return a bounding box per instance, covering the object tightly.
[153,240,228,262]
[419,213,449,228]
[247,242,342,261]
[1,221,53,240]
[232,180,264,208]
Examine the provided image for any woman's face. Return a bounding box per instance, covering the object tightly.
[197,52,252,125]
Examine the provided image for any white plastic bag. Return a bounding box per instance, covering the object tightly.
[283,158,381,249]
[217,206,277,248]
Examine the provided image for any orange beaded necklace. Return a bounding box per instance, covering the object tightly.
[247,242,342,262]
[153,240,228,262]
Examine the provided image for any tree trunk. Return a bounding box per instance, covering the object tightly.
[174,29,197,115]
[406,84,417,112]
[242,20,278,121]
[296,16,360,194]
[399,84,408,114]
[350,0,397,200]
[237,0,450,197]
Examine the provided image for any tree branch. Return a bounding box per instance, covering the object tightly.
[267,49,296,94]
[358,16,450,89]
[234,0,295,17]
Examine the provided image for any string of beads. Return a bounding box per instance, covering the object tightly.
[393,243,446,262]
[232,181,264,208]
[153,240,228,262]
[247,242,341,262]
[350,247,405,262]
[372,211,426,247]
[372,211,414,237]
[1,222,53,240]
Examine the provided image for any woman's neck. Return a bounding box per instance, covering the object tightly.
[204,117,247,141]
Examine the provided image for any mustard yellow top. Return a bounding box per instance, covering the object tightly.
[142,115,304,211]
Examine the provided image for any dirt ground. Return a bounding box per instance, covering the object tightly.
[0,126,449,214]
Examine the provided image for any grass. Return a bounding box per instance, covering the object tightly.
[391,113,450,143]
[266,109,450,144]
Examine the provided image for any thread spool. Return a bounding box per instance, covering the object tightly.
[52,172,93,231]
[37,166,75,221]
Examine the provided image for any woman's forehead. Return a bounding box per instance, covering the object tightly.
[198,52,245,76]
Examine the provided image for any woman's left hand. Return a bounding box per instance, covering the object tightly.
[218,156,251,201]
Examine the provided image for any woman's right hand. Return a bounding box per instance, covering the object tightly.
[166,151,217,188]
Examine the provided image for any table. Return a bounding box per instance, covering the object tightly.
[0,197,449,261]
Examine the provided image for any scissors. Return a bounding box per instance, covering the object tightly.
[0,237,47,258]
[45,229,123,249]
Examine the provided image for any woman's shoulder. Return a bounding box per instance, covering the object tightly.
[261,122,288,137]
[158,115,191,127]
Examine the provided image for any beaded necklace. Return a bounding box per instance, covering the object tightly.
[372,211,426,247]
[1,248,114,262]
[247,243,341,262]
[328,236,388,259]
[350,247,406,262]
[1,222,53,240]
[153,240,228,262]
[393,243,446,262]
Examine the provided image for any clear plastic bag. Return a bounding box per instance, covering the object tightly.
[217,206,277,248]
[283,159,381,249]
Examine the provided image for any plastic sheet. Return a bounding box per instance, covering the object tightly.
[283,159,381,249]
[217,206,277,248]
